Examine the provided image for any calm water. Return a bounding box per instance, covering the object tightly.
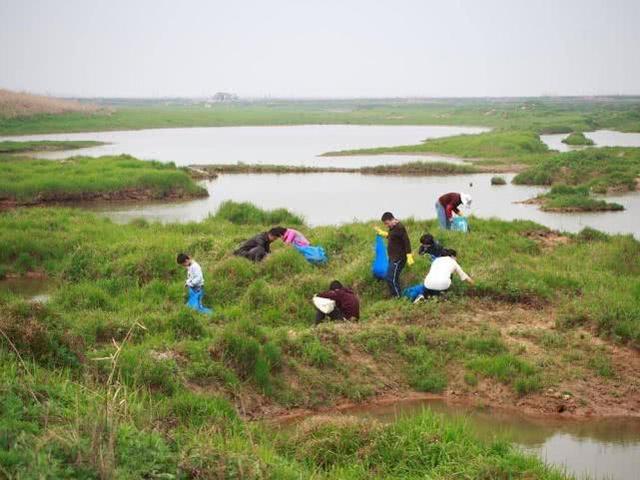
[83,172,640,238]
[318,399,640,480]
[541,130,640,152]
[0,125,487,168]
[0,277,52,303]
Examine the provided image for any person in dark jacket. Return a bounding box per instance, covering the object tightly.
[233,230,279,262]
[436,192,472,229]
[375,212,414,298]
[314,280,360,324]
[418,233,446,260]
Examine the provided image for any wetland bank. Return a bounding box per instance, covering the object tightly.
[2,96,640,479]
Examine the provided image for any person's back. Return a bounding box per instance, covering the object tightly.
[317,286,360,319]
[234,232,274,262]
[424,255,469,291]
[282,228,310,247]
[387,221,411,261]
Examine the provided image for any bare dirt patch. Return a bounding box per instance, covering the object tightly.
[521,229,572,249]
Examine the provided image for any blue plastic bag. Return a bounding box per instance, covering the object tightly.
[295,245,328,264]
[186,287,212,314]
[451,216,469,233]
[402,283,424,301]
[372,234,388,279]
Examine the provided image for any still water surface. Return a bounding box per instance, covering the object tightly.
[540,130,640,152]
[305,399,640,480]
[0,124,487,168]
[84,173,640,238]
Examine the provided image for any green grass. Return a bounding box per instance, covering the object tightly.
[562,132,595,146]
[323,130,551,165]
[0,154,207,203]
[0,140,105,153]
[514,147,640,192]
[0,203,637,477]
[2,97,640,135]
[535,185,624,212]
[195,161,479,176]
[277,411,569,479]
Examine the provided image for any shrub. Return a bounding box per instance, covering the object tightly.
[215,201,304,225]
[284,416,380,469]
[115,424,175,479]
[490,176,507,185]
[169,309,206,339]
[163,391,238,429]
[0,300,83,368]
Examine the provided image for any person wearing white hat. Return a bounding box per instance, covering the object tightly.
[436,192,472,230]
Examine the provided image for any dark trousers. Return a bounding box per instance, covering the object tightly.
[386,258,406,298]
[315,306,345,325]
[423,287,442,297]
[235,246,267,262]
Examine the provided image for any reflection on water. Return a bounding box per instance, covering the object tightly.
[541,130,640,152]
[309,399,640,480]
[83,172,640,238]
[0,277,52,303]
[0,125,488,167]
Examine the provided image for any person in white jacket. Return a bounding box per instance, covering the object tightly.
[416,249,474,302]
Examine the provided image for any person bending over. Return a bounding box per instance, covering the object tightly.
[435,192,472,230]
[416,248,474,302]
[313,280,360,325]
[375,212,414,298]
[233,230,278,262]
[418,233,446,260]
[269,226,310,247]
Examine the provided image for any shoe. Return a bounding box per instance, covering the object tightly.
[413,294,425,304]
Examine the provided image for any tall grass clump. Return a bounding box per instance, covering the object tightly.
[215,200,304,225]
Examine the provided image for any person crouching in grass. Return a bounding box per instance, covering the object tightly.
[415,248,474,303]
[177,253,212,314]
[312,280,360,325]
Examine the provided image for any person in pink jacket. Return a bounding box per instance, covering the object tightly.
[269,226,310,247]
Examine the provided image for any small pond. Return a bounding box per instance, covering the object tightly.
[280,398,640,480]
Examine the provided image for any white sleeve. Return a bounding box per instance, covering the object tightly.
[453,261,470,282]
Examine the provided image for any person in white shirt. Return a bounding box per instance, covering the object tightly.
[416,249,474,302]
[177,253,212,313]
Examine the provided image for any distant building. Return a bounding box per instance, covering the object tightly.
[210,92,238,103]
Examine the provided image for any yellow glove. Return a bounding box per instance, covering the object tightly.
[374,227,388,237]
[406,253,415,266]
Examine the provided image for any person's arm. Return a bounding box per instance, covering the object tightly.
[402,228,414,265]
[453,261,473,284]
[316,290,339,300]
[374,226,388,237]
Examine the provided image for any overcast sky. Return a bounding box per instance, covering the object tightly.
[1,0,639,98]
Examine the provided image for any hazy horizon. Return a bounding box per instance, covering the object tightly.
[1,0,639,98]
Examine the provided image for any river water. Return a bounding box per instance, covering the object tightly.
[540,130,640,152]
[4,125,639,236]
[83,172,640,238]
[0,124,487,168]
[280,399,640,480]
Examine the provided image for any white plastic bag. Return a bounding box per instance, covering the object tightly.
[312,295,336,314]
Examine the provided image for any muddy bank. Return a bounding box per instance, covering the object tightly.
[0,187,208,208]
